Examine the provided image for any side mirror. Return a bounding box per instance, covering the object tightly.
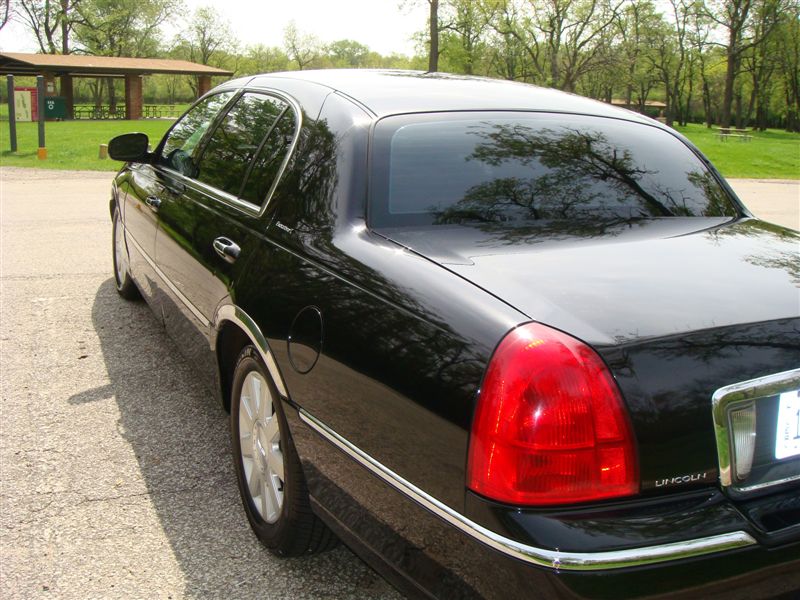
[108,132,150,162]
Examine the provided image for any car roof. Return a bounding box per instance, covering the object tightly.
[246,69,653,123]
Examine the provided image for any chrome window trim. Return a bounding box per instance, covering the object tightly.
[712,368,800,489]
[160,89,303,219]
[298,409,757,571]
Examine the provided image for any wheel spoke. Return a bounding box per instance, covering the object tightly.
[267,447,284,482]
[239,431,253,457]
[265,476,280,521]
[242,455,255,485]
[261,483,271,520]
[247,461,262,499]
[263,415,279,444]
[250,375,263,418]
[240,392,256,426]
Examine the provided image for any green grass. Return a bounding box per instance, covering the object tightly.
[0,119,173,171]
[676,123,800,179]
[0,118,798,178]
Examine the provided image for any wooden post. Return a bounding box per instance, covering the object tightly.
[6,75,17,152]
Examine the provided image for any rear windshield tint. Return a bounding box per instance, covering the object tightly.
[369,113,738,228]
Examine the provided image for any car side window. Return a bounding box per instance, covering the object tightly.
[195,93,292,204]
[239,109,297,206]
[159,92,234,177]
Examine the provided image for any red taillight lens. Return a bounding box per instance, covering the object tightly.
[467,322,638,506]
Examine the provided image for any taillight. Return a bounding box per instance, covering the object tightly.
[467,322,638,506]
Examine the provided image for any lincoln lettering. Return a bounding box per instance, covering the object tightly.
[655,473,709,488]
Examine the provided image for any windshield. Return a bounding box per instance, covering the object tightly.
[369,112,739,228]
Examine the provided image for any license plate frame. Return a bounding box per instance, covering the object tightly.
[775,390,800,460]
[713,368,800,494]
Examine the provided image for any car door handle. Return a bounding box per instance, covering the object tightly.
[144,196,161,211]
[213,237,241,264]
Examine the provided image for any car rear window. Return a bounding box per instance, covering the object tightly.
[369,113,738,228]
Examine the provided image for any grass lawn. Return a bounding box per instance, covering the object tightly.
[675,123,799,179]
[0,119,174,171]
[0,118,798,178]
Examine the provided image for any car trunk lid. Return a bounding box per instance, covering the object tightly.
[377,216,800,508]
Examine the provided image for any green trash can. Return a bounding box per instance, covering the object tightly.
[44,96,66,120]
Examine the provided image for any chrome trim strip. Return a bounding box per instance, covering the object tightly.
[712,368,800,489]
[298,409,757,571]
[215,304,288,398]
[124,229,211,328]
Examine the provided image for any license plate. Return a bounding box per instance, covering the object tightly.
[775,390,800,460]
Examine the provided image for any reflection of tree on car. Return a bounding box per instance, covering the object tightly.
[430,121,737,225]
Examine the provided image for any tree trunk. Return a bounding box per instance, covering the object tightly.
[60,0,69,54]
[93,78,104,110]
[107,77,116,114]
[683,74,693,126]
[721,49,736,128]
[734,89,743,128]
[428,0,439,72]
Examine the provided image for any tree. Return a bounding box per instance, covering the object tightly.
[75,0,178,110]
[1,0,11,31]
[702,0,786,128]
[243,44,290,74]
[75,0,177,57]
[283,21,321,70]
[178,6,235,66]
[428,0,440,71]
[615,0,663,111]
[439,0,491,74]
[650,0,694,127]
[774,1,800,130]
[327,39,371,68]
[17,0,82,53]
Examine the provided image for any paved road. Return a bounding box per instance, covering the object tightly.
[0,168,797,599]
[0,167,400,599]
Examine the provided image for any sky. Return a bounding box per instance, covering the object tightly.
[0,0,430,57]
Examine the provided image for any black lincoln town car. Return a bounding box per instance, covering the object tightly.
[107,70,799,599]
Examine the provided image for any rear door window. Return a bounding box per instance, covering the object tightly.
[369,112,739,228]
[194,93,295,205]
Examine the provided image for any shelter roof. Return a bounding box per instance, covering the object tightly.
[0,52,233,77]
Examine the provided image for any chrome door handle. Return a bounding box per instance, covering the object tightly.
[213,237,241,264]
[144,196,161,211]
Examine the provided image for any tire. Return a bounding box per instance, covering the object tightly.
[231,345,337,556]
[112,206,141,300]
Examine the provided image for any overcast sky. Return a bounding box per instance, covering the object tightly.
[0,0,429,57]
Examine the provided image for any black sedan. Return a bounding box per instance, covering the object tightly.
[108,70,800,599]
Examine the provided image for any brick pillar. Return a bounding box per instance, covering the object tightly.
[197,75,212,97]
[60,75,74,119]
[124,74,143,120]
[43,72,57,95]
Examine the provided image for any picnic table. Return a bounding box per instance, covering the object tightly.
[72,105,179,120]
[717,127,752,142]
[74,106,127,120]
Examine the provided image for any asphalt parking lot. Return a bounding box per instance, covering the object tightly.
[0,168,797,599]
[0,167,401,599]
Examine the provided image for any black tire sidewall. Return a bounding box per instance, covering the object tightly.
[112,207,139,299]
